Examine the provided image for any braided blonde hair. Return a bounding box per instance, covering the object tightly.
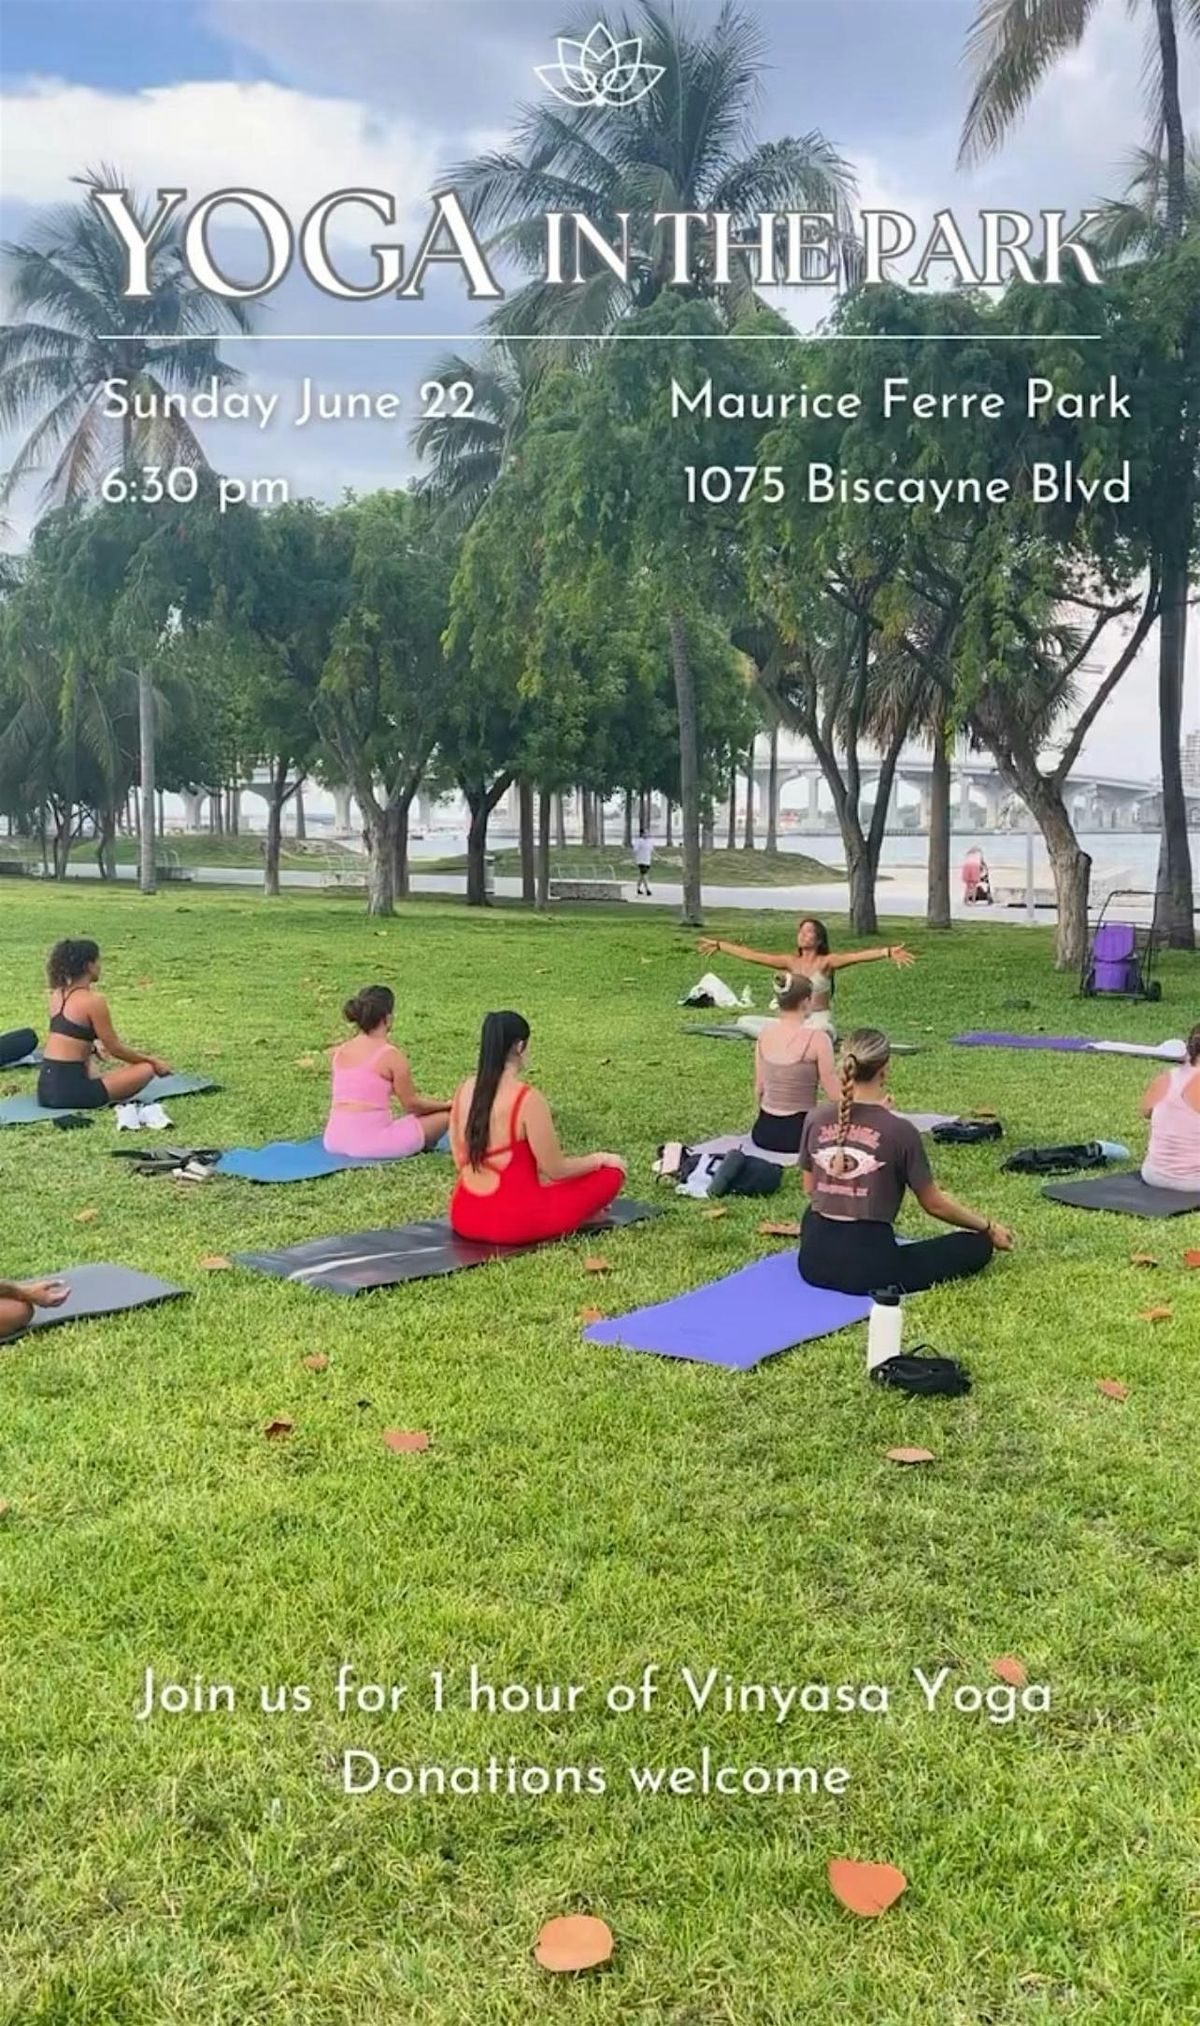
[830,1027,891,1175]
[773,969,813,1013]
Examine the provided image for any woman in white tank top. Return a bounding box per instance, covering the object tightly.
[1140,1024,1200,1190]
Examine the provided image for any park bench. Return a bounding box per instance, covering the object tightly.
[155,848,194,884]
[548,876,626,902]
[318,851,366,891]
[0,855,40,878]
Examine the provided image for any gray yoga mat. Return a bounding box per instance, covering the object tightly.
[21,1263,187,1330]
[1042,1173,1200,1218]
[0,1073,217,1126]
[681,1025,923,1055]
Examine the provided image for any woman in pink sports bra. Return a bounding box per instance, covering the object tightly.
[1139,1023,1200,1191]
[324,985,451,1160]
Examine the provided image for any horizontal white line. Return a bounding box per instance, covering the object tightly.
[98,331,1105,344]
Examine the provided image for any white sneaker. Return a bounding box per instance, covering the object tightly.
[115,1103,142,1131]
[139,1103,172,1130]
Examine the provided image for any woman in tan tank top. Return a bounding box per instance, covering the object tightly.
[751,973,839,1154]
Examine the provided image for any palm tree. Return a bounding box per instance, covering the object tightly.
[447,0,857,348]
[0,166,251,893]
[412,344,530,528]
[959,1,1198,949]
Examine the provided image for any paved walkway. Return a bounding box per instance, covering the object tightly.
[50,860,1043,921]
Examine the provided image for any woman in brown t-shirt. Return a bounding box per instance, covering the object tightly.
[799,1028,1014,1294]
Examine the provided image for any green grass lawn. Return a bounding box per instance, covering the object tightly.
[421,842,848,885]
[1,883,1198,2025]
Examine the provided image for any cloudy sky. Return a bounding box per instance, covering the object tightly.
[2,0,1198,776]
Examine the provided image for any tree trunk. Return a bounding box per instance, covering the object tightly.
[596,795,606,848]
[294,785,306,840]
[1041,806,1091,972]
[1155,0,1187,240]
[536,787,551,911]
[1157,535,1195,948]
[392,794,413,901]
[743,756,756,850]
[156,788,165,836]
[365,803,398,918]
[926,698,952,930]
[462,774,513,905]
[726,753,737,850]
[702,797,715,851]
[845,836,879,936]
[264,764,287,898]
[555,794,567,848]
[138,669,156,895]
[666,801,674,846]
[669,610,703,925]
[96,811,117,881]
[623,791,634,849]
[518,778,536,906]
[765,722,779,853]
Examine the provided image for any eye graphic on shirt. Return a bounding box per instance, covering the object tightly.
[814,1145,885,1184]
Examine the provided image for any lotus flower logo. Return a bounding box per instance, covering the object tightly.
[536,22,665,109]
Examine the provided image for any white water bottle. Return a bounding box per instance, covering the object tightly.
[867,1292,902,1372]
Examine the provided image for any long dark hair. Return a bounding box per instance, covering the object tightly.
[465,1010,531,1166]
[47,938,99,990]
[1186,1022,1200,1065]
[798,917,830,957]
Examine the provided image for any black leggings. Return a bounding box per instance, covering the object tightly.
[0,1028,37,1068]
[800,1209,993,1296]
[750,1108,805,1154]
[37,1057,110,1110]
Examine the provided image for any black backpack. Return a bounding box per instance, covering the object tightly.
[932,1119,1003,1144]
[871,1350,972,1397]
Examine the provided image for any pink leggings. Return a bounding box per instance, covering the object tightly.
[323,1109,425,1160]
[450,1160,622,1245]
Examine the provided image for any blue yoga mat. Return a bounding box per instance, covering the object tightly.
[584,1250,872,1371]
[216,1135,447,1184]
[0,1073,217,1126]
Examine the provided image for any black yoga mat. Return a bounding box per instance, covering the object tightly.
[234,1200,658,1295]
[1042,1173,1200,1218]
[22,1263,187,1330]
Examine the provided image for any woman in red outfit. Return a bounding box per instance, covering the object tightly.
[449,1011,625,1244]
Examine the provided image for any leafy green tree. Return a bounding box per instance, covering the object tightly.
[317,491,456,916]
[960,3,1199,946]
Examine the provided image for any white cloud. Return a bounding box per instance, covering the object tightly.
[0,76,442,239]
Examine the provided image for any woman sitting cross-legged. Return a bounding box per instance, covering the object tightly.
[38,938,171,1111]
[0,1277,68,1341]
[751,972,840,1155]
[324,985,451,1159]
[798,1027,1013,1295]
[449,1010,625,1245]
[1139,1021,1200,1191]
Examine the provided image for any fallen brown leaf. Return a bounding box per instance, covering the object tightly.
[382,1428,429,1453]
[885,1446,936,1466]
[970,1108,998,1119]
[534,1914,614,1973]
[1139,1306,1173,1324]
[1185,1250,1200,1270]
[583,1256,611,1274]
[758,1221,802,1238]
[199,1254,232,1271]
[74,1208,99,1224]
[1128,1252,1158,1268]
[263,1417,294,1439]
[294,1054,317,1070]
[303,1353,329,1371]
[827,1857,908,1918]
[702,1205,728,1221]
[991,1655,1028,1688]
[578,1308,605,1325]
[1096,1378,1129,1402]
[0,1500,10,1520]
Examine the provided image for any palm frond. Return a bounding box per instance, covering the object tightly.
[959,0,1101,164]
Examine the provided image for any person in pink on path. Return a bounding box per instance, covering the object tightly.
[961,844,990,904]
[1140,1022,1200,1191]
[323,985,451,1160]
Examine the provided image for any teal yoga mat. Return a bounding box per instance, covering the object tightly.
[0,1073,217,1126]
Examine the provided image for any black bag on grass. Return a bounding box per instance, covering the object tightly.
[707,1149,783,1199]
[1001,1142,1107,1176]
[871,1350,972,1397]
[931,1119,1003,1144]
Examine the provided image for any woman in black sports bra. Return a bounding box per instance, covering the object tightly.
[37,938,171,1111]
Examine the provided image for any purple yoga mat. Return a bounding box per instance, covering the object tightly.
[953,1032,1096,1053]
[583,1250,871,1371]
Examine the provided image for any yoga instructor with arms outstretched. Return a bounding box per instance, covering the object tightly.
[699,916,914,1036]
[38,939,170,1111]
[799,1028,1013,1295]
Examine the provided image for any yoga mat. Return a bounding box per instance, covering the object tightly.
[21,1263,187,1330]
[953,1032,1096,1053]
[1042,1173,1200,1218]
[1089,1039,1187,1061]
[234,1200,658,1294]
[583,1250,872,1371]
[0,1073,217,1126]
[2,1049,42,1069]
[218,1136,423,1183]
[681,1026,922,1056]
